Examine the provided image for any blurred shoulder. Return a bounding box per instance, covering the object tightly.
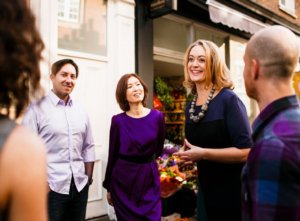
[3,125,46,161]
[0,125,46,196]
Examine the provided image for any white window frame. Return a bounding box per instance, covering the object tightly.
[58,0,82,23]
[279,0,296,17]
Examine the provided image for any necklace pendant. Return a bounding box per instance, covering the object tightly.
[190,115,200,123]
[198,112,205,118]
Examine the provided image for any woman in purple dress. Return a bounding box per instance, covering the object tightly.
[103,73,165,221]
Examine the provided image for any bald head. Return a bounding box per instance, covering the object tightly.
[247,25,299,79]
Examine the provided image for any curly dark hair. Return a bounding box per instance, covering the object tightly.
[0,0,44,118]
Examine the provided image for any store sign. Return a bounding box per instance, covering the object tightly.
[150,0,178,18]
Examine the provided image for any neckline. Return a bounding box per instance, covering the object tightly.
[194,87,224,107]
[125,108,152,119]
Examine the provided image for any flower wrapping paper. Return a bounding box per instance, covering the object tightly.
[158,143,198,198]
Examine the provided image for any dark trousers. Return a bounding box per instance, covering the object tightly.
[48,178,89,221]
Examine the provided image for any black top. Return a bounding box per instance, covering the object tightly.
[185,89,252,210]
[0,116,16,221]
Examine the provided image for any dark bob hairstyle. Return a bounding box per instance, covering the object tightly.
[116,73,148,111]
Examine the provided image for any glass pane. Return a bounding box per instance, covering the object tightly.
[195,28,226,48]
[154,18,189,52]
[195,27,226,59]
[58,0,107,56]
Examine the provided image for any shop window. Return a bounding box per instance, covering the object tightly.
[58,0,107,56]
[154,76,187,145]
[195,27,227,60]
[195,32,225,47]
[154,17,189,53]
[229,38,252,116]
[279,0,295,16]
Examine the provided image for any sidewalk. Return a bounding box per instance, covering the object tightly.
[86,215,109,221]
[87,214,197,221]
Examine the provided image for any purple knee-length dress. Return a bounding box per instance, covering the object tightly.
[103,109,165,221]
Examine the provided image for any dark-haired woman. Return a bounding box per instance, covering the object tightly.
[0,0,47,221]
[103,73,165,221]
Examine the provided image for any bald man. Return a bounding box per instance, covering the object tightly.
[241,25,300,221]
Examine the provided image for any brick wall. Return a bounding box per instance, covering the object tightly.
[253,0,300,26]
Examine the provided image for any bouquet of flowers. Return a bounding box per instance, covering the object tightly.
[158,142,198,198]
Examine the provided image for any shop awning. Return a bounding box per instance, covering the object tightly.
[206,0,268,34]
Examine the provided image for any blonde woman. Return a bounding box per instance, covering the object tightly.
[175,40,252,221]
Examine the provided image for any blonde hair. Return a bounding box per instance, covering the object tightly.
[183,40,233,94]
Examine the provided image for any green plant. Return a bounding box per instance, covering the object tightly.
[154,76,173,109]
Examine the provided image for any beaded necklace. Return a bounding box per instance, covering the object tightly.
[189,85,216,123]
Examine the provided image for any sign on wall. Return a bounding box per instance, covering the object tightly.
[150,0,177,18]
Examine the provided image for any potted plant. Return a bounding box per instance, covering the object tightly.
[154,76,174,110]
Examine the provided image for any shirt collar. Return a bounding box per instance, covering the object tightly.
[49,90,73,106]
[252,95,299,140]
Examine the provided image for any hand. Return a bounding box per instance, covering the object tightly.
[174,139,205,162]
[107,192,113,206]
[88,177,93,185]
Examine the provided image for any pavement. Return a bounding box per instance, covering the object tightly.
[87,214,197,221]
[86,215,109,221]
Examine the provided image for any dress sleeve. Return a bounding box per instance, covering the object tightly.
[155,111,165,157]
[103,115,120,191]
[225,94,253,148]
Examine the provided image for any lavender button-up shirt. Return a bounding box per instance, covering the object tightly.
[22,91,95,194]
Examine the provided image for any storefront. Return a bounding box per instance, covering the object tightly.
[136,2,300,217]
[137,0,300,147]
[136,1,257,146]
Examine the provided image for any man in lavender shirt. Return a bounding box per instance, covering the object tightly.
[242,25,300,221]
[23,59,95,221]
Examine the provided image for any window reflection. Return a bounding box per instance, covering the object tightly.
[58,0,107,56]
[154,18,189,53]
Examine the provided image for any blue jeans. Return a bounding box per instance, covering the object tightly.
[48,177,89,221]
